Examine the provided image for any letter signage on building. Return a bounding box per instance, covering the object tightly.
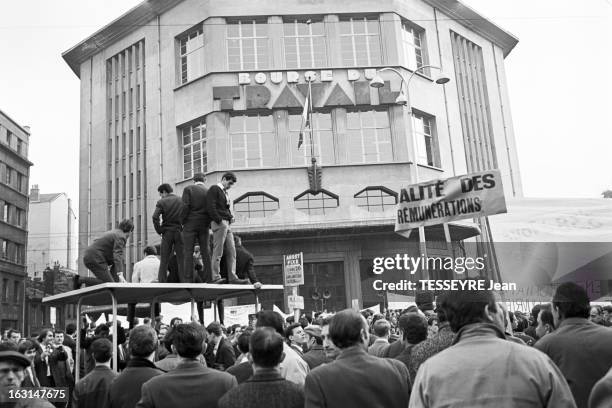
[283,252,304,286]
[395,170,507,232]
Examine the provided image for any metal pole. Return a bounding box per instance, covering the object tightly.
[111,290,118,373]
[75,297,82,382]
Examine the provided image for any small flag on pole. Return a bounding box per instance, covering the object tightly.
[298,85,311,150]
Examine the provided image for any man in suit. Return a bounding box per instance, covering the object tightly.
[181,172,212,283]
[368,319,391,357]
[219,328,304,408]
[152,183,185,283]
[82,219,133,283]
[204,322,235,371]
[136,323,236,408]
[109,325,163,408]
[304,309,410,408]
[207,172,248,284]
[73,338,117,408]
[535,282,612,408]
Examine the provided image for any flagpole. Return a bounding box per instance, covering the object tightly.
[307,74,315,163]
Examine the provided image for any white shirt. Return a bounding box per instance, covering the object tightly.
[132,255,161,283]
[280,342,309,386]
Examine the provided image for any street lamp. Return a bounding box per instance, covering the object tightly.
[369,65,450,274]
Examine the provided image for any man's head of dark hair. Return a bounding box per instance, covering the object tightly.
[255,311,284,336]
[91,338,113,363]
[398,313,428,344]
[221,172,237,183]
[441,288,498,332]
[285,323,302,340]
[18,340,38,354]
[206,322,223,337]
[118,219,134,233]
[193,172,205,183]
[129,325,158,358]
[539,308,555,329]
[94,324,110,337]
[237,330,252,354]
[173,323,204,358]
[157,183,173,194]
[329,309,367,349]
[372,319,391,338]
[552,282,590,320]
[65,323,76,335]
[249,327,284,368]
[530,304,543,323]
[144,246,157,256]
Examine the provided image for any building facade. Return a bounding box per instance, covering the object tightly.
[27,186,78,277]
[0,109,31,333]
[64,0,522,310]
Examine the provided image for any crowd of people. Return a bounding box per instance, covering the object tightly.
[2,281,612,407]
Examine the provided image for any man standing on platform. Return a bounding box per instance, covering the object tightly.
[83,219,133,283]
[207,172,248,284]
[181,172,211,283]
[153,183,185,283]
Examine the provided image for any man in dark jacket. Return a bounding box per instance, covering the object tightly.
[207,172,248,284]
[204,322,236,371]
[535,282,612,408]
[181,172,212,283]
[82,219,133,282]
[302,326,327,370]
[219,328,304,408]
[304,310,410,408]
[109,326,163,408]
[152,183,185,282]
[136,323,236,408]
[73,338,116,408]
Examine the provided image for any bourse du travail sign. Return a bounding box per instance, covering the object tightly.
[395,170,508,233]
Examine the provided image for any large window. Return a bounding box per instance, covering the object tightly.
[339,17,382,66]
[181,120,207,179]
[283,19,326,68]
[354,187,398,212]
[179,27,205,84]
[289,112,334,166]
[401,21,425,72]
[295,189,339,215]
[346,110,392,163]
[230,115,275,168]
[234,192,279,218]
[412,112,439,167]
[227,20,269,70]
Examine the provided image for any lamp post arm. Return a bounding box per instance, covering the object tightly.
[406,64,444,88]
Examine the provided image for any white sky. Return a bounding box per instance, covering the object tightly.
[0,0,611,215]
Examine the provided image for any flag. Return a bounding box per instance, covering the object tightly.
[298,84,311,150]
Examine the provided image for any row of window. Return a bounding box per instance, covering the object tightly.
[0,126,27,158]
[233,186,398,218]
[1,278,21,303]
[0,161,28,195]
[0,201,26,229]
[0,239,26,266]
[179,16,426,84]
[182,109,438,179]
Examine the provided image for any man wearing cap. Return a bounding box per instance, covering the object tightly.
[302,326,327,370]
[0,342,54,407]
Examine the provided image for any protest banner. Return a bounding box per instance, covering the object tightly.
[395,169,507,233]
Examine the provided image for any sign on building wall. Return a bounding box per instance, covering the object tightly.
[395,170,507,232]
[283,253,304,286]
